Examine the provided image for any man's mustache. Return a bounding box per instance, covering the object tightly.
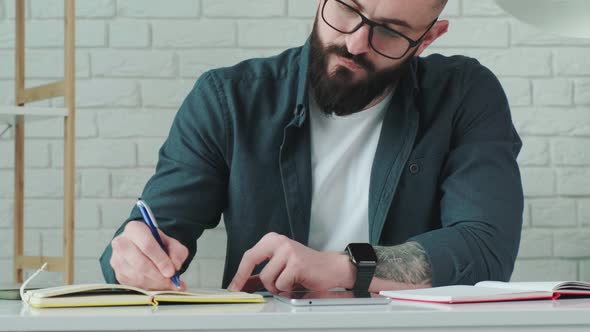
[324,44,376,73]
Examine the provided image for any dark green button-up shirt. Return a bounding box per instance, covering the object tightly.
[100,40,524,288]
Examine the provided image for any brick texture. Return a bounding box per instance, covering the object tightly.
[1,0,589,286]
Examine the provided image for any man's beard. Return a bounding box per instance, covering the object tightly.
[307,22,416,117]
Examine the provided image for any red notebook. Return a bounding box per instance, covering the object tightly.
[379,281,590,304]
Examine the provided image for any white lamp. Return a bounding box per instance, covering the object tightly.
[495,0,590,38]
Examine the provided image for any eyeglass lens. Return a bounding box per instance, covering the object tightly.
[322,0,412,59]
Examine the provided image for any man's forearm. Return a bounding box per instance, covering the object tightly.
[369,242,432,291]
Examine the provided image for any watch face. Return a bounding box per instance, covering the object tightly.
[347,243,377,264]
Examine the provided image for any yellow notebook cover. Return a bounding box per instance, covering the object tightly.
[22,283,265,308]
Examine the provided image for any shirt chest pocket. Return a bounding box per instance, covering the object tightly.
[382,154,448,243]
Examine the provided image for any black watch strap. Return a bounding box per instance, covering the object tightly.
[352,264,376,290]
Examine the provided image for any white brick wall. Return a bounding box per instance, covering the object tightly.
[1,0,589,287]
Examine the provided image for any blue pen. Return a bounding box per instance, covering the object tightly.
[136,198,181,289]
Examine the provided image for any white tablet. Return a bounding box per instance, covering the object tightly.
[274,290,391,306]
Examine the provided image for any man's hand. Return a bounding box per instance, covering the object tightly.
[227,232,355,294]
[110,220,189,291]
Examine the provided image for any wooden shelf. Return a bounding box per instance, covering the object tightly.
[8,0,76,285]
[0,106,68,125]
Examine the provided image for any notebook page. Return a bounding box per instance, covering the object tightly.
[149,288,263,299]
[149,289,239,296]
[475,281,565,292]
[381,285,550,302]
[26,283,149,298]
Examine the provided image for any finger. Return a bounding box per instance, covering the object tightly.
[112,234,165,283]
[125,222,176,278]
[293,283,307,291]
[159,230,189,271]
[112,257,136,285]
[123,239,176,289]
[258,253,288,294]
[275,263,298,292]
[239,275,264,293]
[112,237,177,289]
[112,227,177,291]
[115,253,175,290]
[228,233,284,291]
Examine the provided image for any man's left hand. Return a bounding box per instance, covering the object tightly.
[227,232,355,294]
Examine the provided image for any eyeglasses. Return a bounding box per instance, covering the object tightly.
[321,0,438,60]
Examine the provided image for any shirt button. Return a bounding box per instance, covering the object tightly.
[409,163,420,174]
[294,104,304,116]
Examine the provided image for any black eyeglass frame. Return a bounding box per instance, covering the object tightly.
[321,0,438,60]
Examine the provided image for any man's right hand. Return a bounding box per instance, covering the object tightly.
[110,220,189,291]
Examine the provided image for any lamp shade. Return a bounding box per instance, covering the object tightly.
[495,0,590,38]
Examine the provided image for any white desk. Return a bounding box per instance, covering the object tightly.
[2,298,590,332]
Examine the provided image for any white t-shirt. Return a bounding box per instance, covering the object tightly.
[308,93,392,252]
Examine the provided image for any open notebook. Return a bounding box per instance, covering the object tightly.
[22,283,264,308]
[379,281,590,304]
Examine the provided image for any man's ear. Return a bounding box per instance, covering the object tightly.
[414,20,449,57]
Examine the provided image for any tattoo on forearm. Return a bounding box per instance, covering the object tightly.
[374,242,432,285]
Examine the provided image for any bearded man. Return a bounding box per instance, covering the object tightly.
[100,0,524,294]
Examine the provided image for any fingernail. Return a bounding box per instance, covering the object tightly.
[227,283,235,291]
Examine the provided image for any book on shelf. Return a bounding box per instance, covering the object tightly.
[379,281,590,304]
[22,283,264,308]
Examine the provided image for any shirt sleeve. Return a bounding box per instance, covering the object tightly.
[410,63,524,286]
[100,71,230,283]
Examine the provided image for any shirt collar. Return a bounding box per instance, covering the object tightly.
[296,38,312,111]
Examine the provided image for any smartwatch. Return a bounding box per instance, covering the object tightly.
[345,243,377,291]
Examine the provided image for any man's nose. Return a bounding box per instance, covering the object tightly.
[345,24,371,55]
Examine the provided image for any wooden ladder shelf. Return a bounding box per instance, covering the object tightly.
[2,0,77,284]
